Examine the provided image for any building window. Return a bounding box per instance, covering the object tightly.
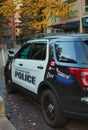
[3,27,12,37]
[85,0,88,12]
[49,16,60,25]
[65,0,78,18]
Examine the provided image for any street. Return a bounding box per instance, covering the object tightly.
[0,77,88,130]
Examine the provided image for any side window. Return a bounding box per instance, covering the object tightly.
[30,43,46,60]
[55,42,77,63]
[16,44,32,59]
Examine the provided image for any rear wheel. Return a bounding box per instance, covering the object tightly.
[41,89,67,128]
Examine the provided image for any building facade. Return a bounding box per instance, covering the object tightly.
[0,0,17,49]
[48,0,88,33]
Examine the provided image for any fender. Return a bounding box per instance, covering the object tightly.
[38,78,61,101]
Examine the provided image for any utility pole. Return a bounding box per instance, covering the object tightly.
[80,0,83,33]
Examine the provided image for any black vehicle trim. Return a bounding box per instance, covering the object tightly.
[64,111,88,120]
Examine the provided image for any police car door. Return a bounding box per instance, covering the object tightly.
[12,40,49,93]
[12,43,33,89]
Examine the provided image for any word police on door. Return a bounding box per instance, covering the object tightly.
[15,70,36,85]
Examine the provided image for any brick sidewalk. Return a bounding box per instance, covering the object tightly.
[0,97,16,130]
[0,69,16,130]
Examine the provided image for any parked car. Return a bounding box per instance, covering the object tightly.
[4,34,88,128]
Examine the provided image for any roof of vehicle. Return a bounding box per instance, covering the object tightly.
[44,33,88,38]
[26,33,88,44]
[44,33,88,42]
[35,32,88,38]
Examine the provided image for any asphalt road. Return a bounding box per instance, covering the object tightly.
[0,77,88,130]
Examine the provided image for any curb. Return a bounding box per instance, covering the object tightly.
[0,96,5,117]
[0,96,16,130]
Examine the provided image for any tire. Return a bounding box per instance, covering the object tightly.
[5,72,15,93]
[41,89,67,128]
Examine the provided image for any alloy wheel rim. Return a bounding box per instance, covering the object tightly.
[44,95,55,120]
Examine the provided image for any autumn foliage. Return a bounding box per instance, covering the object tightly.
[0,0,73,33]
[0,0,17,17]
[20,0,71,31]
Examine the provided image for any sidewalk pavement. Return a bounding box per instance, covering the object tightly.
[0,66,4,80]
[0,66,16,130]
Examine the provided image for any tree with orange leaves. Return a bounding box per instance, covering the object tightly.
[20,0,71,33]
[0,0,73,41]
[0,0,18,18]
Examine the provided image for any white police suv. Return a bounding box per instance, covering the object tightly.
[4,34,88,127]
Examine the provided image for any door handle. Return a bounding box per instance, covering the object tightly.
[37,66,43,69]
[19,63,23,66]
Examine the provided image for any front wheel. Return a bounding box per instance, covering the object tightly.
[41,89,67,128]
[5,72,15,93]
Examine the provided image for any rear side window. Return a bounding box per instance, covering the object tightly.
[55,41,77,63]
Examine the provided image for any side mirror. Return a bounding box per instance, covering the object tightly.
[9,50,14,54]
[8,50,15,59]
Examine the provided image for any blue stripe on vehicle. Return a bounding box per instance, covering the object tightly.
[55,74,75,84]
